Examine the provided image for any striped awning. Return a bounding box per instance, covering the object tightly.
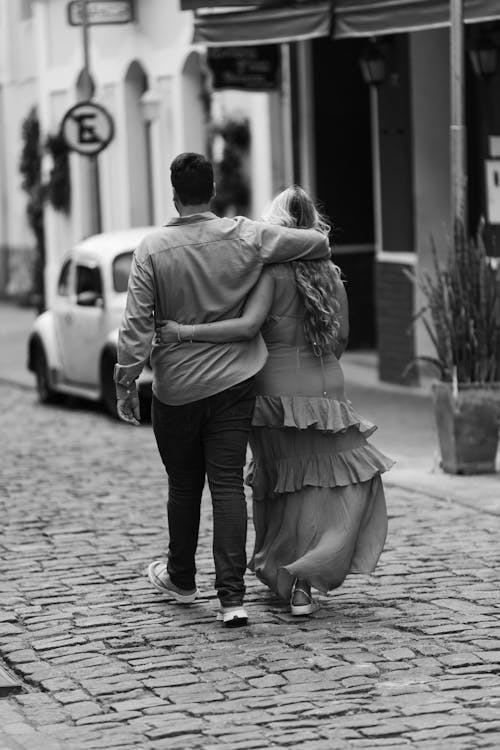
[180,0,500,46]
[189,3,333,46]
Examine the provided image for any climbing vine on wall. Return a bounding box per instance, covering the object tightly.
[19,107,45,309]
[45,132,71,214]
[18,108,72,308]
[19,108,44,241]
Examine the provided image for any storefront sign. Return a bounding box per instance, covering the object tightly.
[207,45,280,91]
[486,160,500,225]
[61,102,114,156]
[67,0,134,26]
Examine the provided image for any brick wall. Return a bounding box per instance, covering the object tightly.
[376,259,418,385]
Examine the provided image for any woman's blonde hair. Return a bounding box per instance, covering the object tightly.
[262,185,342,356]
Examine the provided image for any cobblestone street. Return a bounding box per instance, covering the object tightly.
[1,382,500,750]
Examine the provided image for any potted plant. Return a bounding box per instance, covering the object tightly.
[409,220,500,475]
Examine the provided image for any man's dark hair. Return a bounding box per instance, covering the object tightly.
[170,152,214,205]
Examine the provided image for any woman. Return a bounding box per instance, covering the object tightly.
[156,186,393,616]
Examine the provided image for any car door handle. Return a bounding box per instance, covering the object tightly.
[64,313,73,324]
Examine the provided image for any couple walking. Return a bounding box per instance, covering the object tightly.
[115,152,392,627]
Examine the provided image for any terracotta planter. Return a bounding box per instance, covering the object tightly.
[432,382,500,475]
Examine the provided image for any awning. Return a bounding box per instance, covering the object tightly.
[182,0,500,46]
[180,1,287,8]
[180,1,316,9]
[189,3,333,46]
[335,0,500,38]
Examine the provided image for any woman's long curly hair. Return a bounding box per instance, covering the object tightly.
[262,185,342,356]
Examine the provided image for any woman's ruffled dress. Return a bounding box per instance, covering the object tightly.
[247,264,394,601]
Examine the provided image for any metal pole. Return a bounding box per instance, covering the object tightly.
[450,0,467,237]
[90,156,102,232]
[370,85,383,255]
[280,43,294,187]
[81,0,91,99]
[81,0,102,233]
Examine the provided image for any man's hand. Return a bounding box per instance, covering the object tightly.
[116,382,141,425]
[155,319,179,345]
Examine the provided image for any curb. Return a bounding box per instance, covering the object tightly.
[341,361,433,400]
[384,474,500,517]
[0,376,34,391]
[0,662,23,696]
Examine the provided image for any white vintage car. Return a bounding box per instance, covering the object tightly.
[27,227,155,417]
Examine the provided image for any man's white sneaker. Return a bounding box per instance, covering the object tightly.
[147,561,197,603]
[216,605,248,627]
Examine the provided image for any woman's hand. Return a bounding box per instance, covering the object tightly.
[155,320,179,345]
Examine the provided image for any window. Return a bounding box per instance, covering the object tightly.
[112,251,133,293]
[76,264,102,296]
[57,260,72,297]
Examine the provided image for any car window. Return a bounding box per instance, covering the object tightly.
[57,259,72,297]
[76,264,102,296]
[112,251,133,293]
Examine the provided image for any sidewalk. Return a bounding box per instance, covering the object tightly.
[1,300,498,514]
[340,354,500,515]
[0,301,36,390]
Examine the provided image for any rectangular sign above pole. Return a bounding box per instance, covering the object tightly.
[67,0,134,26]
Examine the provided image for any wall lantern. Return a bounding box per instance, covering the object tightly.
[359,42,386,86]
[140,90,162,123]
[469,37,498,79]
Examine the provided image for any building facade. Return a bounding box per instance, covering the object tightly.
[189,0,500,382]
[0,0,39,299]
[1,0,500,384]
[0,0,283,308]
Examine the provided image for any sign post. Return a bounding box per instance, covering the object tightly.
[61,102,115,157]
[81,0,92,98]
[81,0,101,233]
[63,0,132,234]
[60,100,115,236]
[450,0,467,238]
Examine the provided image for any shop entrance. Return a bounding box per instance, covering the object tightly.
[311,37,376,349]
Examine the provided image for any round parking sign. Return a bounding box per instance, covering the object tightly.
[61,101,114,156]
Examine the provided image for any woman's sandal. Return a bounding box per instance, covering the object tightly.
[290,581,319,616]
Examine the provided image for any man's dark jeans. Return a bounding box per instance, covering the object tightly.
[151,378,256,608]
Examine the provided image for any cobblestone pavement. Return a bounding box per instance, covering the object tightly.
[1,383,500,750]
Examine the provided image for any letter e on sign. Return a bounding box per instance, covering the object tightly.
[61,101,114,156]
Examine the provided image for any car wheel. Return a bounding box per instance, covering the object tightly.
[33,344,59,404]
[101,350,118,418]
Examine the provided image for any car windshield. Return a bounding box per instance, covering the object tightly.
[112,251,133,292]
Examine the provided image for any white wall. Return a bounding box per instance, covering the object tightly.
[32,0,200,300]
[10,0,286,301]
[0,0,38,249]
[0,0,40,296]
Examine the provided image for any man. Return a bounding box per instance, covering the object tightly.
[115,152,329,627]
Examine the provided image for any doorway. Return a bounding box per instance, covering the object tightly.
[311,37,376,349]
